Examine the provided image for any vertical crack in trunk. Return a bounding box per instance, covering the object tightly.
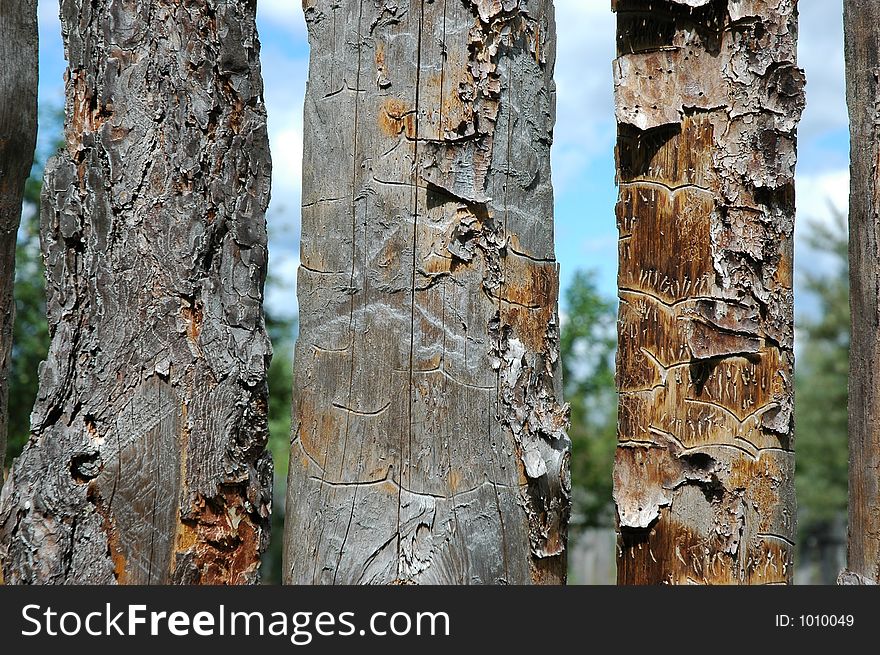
[613,0,803,585]
[0,0,273,585]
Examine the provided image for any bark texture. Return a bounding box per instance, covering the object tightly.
[842,0,880,586]
[284,0,569,584]
[0,0,272,584]
[0,0,38,473]
[612,0,804,584]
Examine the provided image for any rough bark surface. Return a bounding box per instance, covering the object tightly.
[0,0,272,584]
[284,0,569,584]
[842,0,880,587]
[612,0,804,584]
[0,0,38,473]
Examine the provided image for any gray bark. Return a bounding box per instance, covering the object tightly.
[612,0,803,584]
[284,0,570,584]
[843,0,880,586]
[0,0,272,584]
[0,0,38,474]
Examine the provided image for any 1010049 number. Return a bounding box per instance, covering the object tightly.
[800,615,854,627]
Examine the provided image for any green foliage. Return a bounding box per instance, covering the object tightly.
[259,279,296,585]
[7,161,50,462]
[265,297,296,482]
[795,212,849,539]
[560,270,618,528]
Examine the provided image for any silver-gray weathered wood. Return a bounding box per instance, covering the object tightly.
[0,0,273,584]
[842,0,880,586]
[0,0,38,474]
[284,0,570,585]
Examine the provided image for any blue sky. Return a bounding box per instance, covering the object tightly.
[34,0,849,320]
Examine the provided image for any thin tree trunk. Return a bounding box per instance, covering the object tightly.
[284,0,570,584]
[0,0,38,474]
[0,0,272,584]
[842,0,880,586]
[612,0,804,584]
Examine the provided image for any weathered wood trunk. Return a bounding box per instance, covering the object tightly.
[284,0,570,584]
[842,0,880,586]
[0,0,38,473]
[0,0,273,584]
[612,0,804,584]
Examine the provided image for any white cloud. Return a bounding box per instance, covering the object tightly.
[798,0,848,140]
[264,114,304,319]
[266,252,300,320]
[261,46,307,316]
[258,0,307,37]
[796,168,849,226]
[793,168,848,321]
[269,125,303,216]
[552,1,616,192]
[258,40,307,316]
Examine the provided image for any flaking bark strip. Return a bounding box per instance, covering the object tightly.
[838,570,878,585]
[489,312,570,566]
[0,0,38,473]
[613,0,803,584]
[0,0,272,584]
[285,0,568,584]
[431,1,570,577]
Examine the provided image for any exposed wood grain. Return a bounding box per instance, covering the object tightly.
[0,0,38,474]
[284,0,570,584]
[0,0,272,584]
[613,0,803,584]
[842,0,880,586]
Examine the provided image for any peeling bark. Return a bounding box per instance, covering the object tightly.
[0,0,272,584]
[612,0,803,584]
[284,0,569,584]
[0,0,38,473]
[843,0,880,586]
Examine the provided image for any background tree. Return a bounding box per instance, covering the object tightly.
[285,0,570,584]
[6,175,48,464]
[4,123,59,467]
[0,0,273,584]
[259,300,295,584]
[795,212,849,584]
[842,0,880,586]
[561,271,617,529]
[613,0,804,584]
[0,0,38,472]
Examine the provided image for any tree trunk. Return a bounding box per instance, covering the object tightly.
[612,0,804,584]
[284,0,570,584]
[842,0,880,586]
[0,0,38,474]
[0,0,273,584]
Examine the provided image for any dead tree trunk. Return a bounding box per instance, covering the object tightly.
[0,0,38,473]
[0,0,273,584]
[284,0,570,584]
[612,0,804,584]
[842,0,880,586]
